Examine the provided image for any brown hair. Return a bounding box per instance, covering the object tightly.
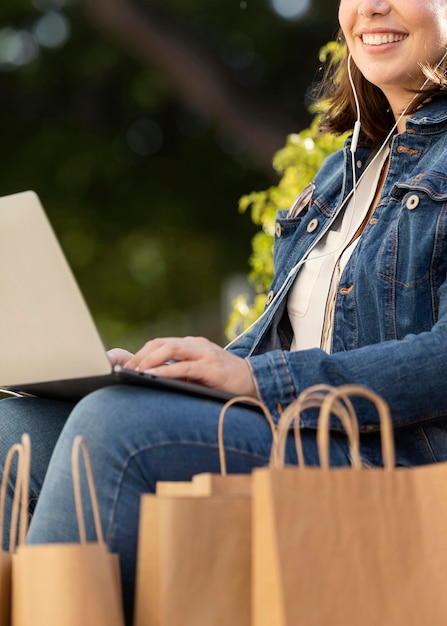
[316,30,447,149]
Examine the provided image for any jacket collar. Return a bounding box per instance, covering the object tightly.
[406,95,447,132]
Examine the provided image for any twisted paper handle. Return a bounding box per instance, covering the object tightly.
[0,439,24,552]
[275,384,361,469]
[71,436,105,544]
[218,396,278,476]
[317,384,395,469]
[10,433,32,549]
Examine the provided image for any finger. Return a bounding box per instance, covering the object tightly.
[107,348,135,366]
[142,361,196,380]
[125,338,187,371]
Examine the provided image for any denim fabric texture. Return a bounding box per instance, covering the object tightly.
[231,96,447,433]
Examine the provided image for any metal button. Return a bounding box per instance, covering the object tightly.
[266,291,275,305]
[406,194,420,210]
[356,160,362,169]
[307,218,319,233]
[275,222,282,238]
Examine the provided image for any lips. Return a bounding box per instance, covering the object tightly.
[361,33,408,46]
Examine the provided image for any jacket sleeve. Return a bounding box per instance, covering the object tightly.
[246,314,447,431]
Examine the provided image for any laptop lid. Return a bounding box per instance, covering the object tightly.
[0,190,113,387]
[0,191,244,408]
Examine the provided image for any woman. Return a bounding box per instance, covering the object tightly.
[2,0,447,623]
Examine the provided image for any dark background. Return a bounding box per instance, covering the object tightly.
[1,0,338,349]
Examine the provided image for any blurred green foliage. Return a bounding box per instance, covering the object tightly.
[227,42,347,339]
[0,0,338,349]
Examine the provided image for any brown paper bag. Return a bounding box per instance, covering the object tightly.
[12,435,125,626]
[0,439,24,626]
[135,492,251,626]
[253,384,447,626]
[134,395,276,626]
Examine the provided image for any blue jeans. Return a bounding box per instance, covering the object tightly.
[0,385,439,625]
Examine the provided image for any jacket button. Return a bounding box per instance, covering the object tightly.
[307,218,319,233]
[275,222,283,238]
[406,194,420,210]
[266,290,275,305]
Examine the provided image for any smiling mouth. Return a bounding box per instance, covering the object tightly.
[362,33,408,46]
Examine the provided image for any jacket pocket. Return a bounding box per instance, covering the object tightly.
[378,176,447,288]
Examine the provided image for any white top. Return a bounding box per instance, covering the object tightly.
[288,147,390,353]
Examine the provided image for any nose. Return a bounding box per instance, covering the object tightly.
[358,1,391,18]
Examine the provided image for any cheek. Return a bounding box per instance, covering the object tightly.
[338,1,346,26]
[338,1,353,40]
[440,16,447,46]
[427,2,447,41]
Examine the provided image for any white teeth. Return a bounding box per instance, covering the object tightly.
[362,33,407,45]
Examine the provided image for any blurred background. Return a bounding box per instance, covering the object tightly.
[1,0,337,350]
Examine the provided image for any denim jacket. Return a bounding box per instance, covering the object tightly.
[229,97,447,435]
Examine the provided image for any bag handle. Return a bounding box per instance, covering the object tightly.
[11,433,32,549]
[218,396,278,476]
[317,384,395,470]
[275,384,361,469]
[71,436,105,544]
[0,441,23,552]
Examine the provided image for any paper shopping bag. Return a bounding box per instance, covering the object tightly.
[0,439,25,626]
[12,435,125,626]
[135,492,251,626]
[134,395,276,626]
[252,384,447,626]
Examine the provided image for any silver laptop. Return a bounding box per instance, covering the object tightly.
[0,190,237,404]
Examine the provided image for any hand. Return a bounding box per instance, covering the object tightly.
[107,348,135,367]
[123,336,257,397]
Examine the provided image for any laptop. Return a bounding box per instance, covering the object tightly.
[0,190,240,405]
